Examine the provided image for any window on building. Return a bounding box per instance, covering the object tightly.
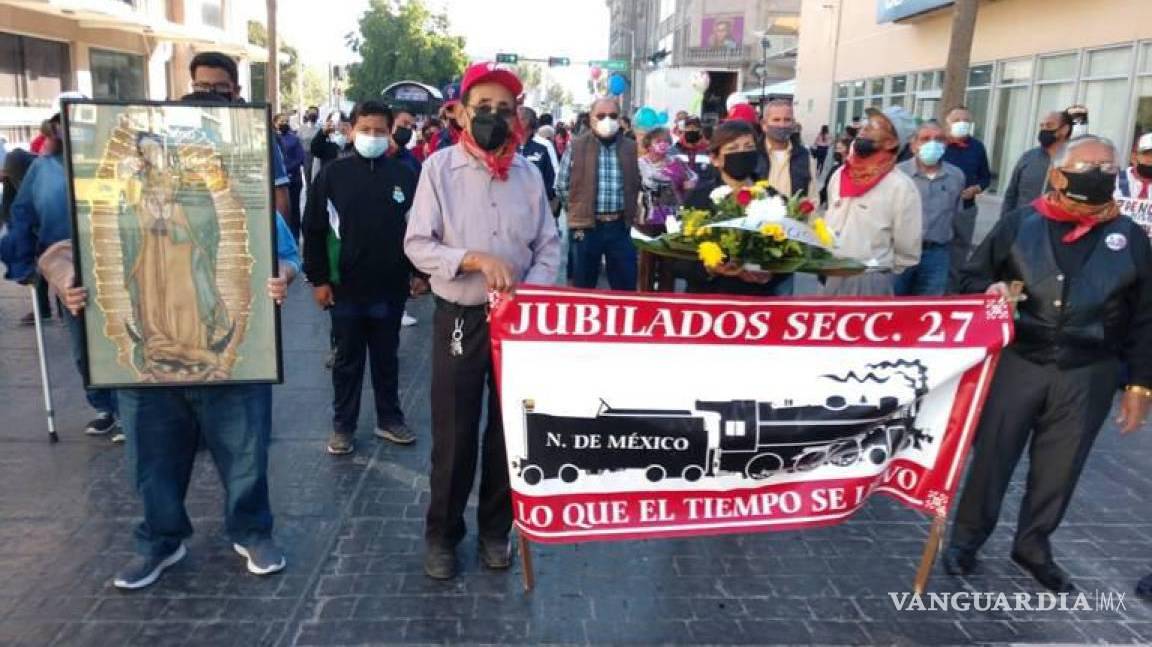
[1080,45,1134,152]
[0,32,71,109]
[990,58,1034,193]
[1132,43,1152,155]
[90,48,146,100]
[963,64,993,140]
[187,0,223,28]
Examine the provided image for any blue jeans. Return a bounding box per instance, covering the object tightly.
[120,384,273,556]
[569,219,638,290]
[62,308,117,415]
[329,298,404,433]
[894,244,950,297]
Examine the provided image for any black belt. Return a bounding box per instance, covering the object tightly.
[434,296,487,313]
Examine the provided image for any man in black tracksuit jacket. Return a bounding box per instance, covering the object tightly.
[304,101,420,456]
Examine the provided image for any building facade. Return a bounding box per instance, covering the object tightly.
[0,0,264,145]
[794,0,1152,191]
[606,0,800,116]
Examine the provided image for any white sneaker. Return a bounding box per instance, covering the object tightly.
[401,311,418,327]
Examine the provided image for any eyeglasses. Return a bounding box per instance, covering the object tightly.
[468,104,516,120]
[190,82,234,95]
[595,112,619,121]
[1063,161,1119,173]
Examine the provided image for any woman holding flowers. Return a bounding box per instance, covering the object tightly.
[822,108,923,296]
[679,121,795,296]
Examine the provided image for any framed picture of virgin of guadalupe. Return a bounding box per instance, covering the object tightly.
[62,99,282,388]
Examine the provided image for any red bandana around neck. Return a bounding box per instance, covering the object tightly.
[838,150,897,198]
[459,119,524,181]
[1032,196,1120,244]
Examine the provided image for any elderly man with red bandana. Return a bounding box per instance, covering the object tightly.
[405,62,561,580]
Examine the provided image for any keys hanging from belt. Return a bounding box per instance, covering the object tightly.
[449,316,464,357]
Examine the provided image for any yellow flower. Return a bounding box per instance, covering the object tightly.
[755,179,771,190]
[749,185,765,198]
[683,223,697,237]
[813,218,834,247]
[759,223,786,242]
[698,241,725,268]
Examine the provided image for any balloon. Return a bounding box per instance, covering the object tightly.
[590,66,602,80]
[607,74,628,96]
[690,71,710,92]
[632,106,668,131]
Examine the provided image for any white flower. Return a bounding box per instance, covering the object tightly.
[745,195,788,226]
[709,185,733,204]
[664,213,682,235]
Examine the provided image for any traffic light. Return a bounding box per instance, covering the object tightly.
[495,53,519,64]
[548,56,571,67]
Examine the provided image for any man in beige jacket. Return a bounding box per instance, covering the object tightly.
[823,109,923,295]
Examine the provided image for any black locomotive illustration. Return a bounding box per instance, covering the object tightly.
[512,360,933,485]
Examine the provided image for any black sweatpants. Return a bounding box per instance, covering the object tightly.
[424,299,512,548]
[330,298,405,434]
[949,347,1120,564]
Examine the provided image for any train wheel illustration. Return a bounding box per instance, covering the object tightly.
[559,464,580,483]
[868,446,889,465]
[645,465,667,482]
[793,449,827,472]
[827,440,861,467]
[681,465,704,482]
[745,453,784,480]
[521,465,544,486]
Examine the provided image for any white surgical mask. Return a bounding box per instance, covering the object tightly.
[1071,123,1089,138]
[330,132,347,148]
[949,121,972,139]
[595,117,620,138]
[353,133,389,159]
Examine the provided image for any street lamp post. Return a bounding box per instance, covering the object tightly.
[759,34,771,118]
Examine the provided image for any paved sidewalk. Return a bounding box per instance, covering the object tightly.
[2,253,1152,645]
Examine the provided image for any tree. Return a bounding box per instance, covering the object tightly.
[544,82,572,111]
[248,20,300,104]
[514,63,543,93]
[345,0,469,102]
[938,0,979,120]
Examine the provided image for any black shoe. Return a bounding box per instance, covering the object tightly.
[1137,573,1152,600]
[1010,552,1075,593]
[85,412,119,436]
[374,422,415,445]
[424,546,457,580]
[942,547,977,576]
[112,543,187,590]
[479,537,511,570]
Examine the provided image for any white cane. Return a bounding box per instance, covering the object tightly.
[29,284,58,443]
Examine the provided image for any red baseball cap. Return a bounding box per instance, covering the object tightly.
[459,61,523,100]
[726,103,758,124]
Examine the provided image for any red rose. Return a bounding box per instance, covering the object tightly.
[736,189,753,207]
[799,200,815,215]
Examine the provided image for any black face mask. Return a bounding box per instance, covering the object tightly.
[277,124,290,134]
[723,150,759,181]
[1136,163,1152,180]
[305,113,319,123]
[1038,128,1061,148]
[1060,168,1117,206]
[393,126,413,148]
[683,131,702,144]
[853,138,879,158]
[470,112,510,151]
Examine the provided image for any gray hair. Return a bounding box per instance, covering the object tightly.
[1052,134,1116,168]
[591,96,620,113]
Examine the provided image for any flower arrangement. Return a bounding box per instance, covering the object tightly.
[632,182,864,275]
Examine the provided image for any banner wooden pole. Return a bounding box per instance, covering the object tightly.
[913,516,947,594]
[519,533,535,592]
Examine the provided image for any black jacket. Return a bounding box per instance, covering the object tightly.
[959,205,1152,385]
[303,153,418,303]
[519,139,556,200]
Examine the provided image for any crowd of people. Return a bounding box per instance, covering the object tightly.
[1,59,1151,598]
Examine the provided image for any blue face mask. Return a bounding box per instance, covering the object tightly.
[917,140,945,166]
[353,133,389,159]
